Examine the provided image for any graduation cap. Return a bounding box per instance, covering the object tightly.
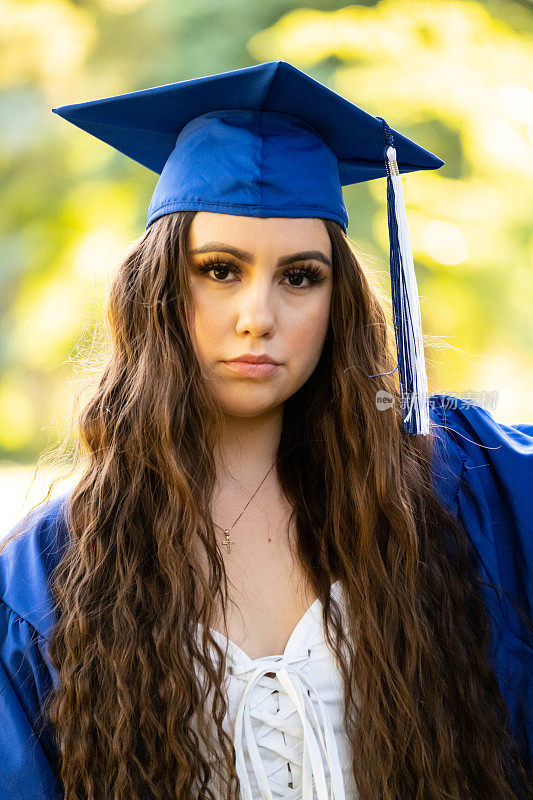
[52,60,444,435]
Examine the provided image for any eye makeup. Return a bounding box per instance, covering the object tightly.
[196,257,328,290]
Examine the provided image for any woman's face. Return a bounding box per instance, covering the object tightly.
[186,212,333,418]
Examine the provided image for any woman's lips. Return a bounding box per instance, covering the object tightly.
[223,361,279,377]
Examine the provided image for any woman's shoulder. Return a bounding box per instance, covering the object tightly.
[428,393,533,770]
[0,493,68,799]
[0,490,72,642]
[428,391,532,613]
[429,392,533,521]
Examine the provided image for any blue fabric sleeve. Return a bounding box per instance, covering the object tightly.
[0,600,62,800]
[429,394,533,776]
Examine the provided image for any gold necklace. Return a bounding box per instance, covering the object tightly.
[212,461,276,554]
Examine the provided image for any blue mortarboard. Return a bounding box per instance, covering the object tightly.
[52,60,445,435]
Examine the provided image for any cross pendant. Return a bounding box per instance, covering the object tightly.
[222,529,236,554]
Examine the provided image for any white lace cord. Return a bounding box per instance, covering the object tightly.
[290,669,347,800]
[233,663,279,800]
[386,144,429,435]
[277,668,347,800]
[232,657,347,800]
[276,667,327,799]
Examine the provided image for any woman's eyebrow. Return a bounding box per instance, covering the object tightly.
[188,242,331,268]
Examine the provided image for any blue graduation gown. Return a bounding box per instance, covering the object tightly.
[1,393,531,800]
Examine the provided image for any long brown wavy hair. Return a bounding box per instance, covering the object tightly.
[3,210,531,799]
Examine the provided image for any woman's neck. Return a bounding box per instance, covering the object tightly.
[213,404,284,489]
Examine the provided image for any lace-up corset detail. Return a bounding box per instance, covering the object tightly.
[197,580,358,799]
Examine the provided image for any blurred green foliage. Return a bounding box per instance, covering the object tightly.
[0,0,532,465]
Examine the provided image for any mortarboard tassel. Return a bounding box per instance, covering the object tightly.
[377,118,430,435]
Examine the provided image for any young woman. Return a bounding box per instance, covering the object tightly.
[0,62,531,800]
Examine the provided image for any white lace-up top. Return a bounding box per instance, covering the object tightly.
[197,580,357,800]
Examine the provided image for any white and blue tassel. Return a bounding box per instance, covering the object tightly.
[378,119,429,435]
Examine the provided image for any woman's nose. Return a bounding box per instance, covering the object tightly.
[234,279,276,337]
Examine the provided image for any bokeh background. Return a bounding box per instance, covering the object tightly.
[1,0,532,532]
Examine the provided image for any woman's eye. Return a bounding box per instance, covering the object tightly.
[203,263,237,282]
[282,267,326,288]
